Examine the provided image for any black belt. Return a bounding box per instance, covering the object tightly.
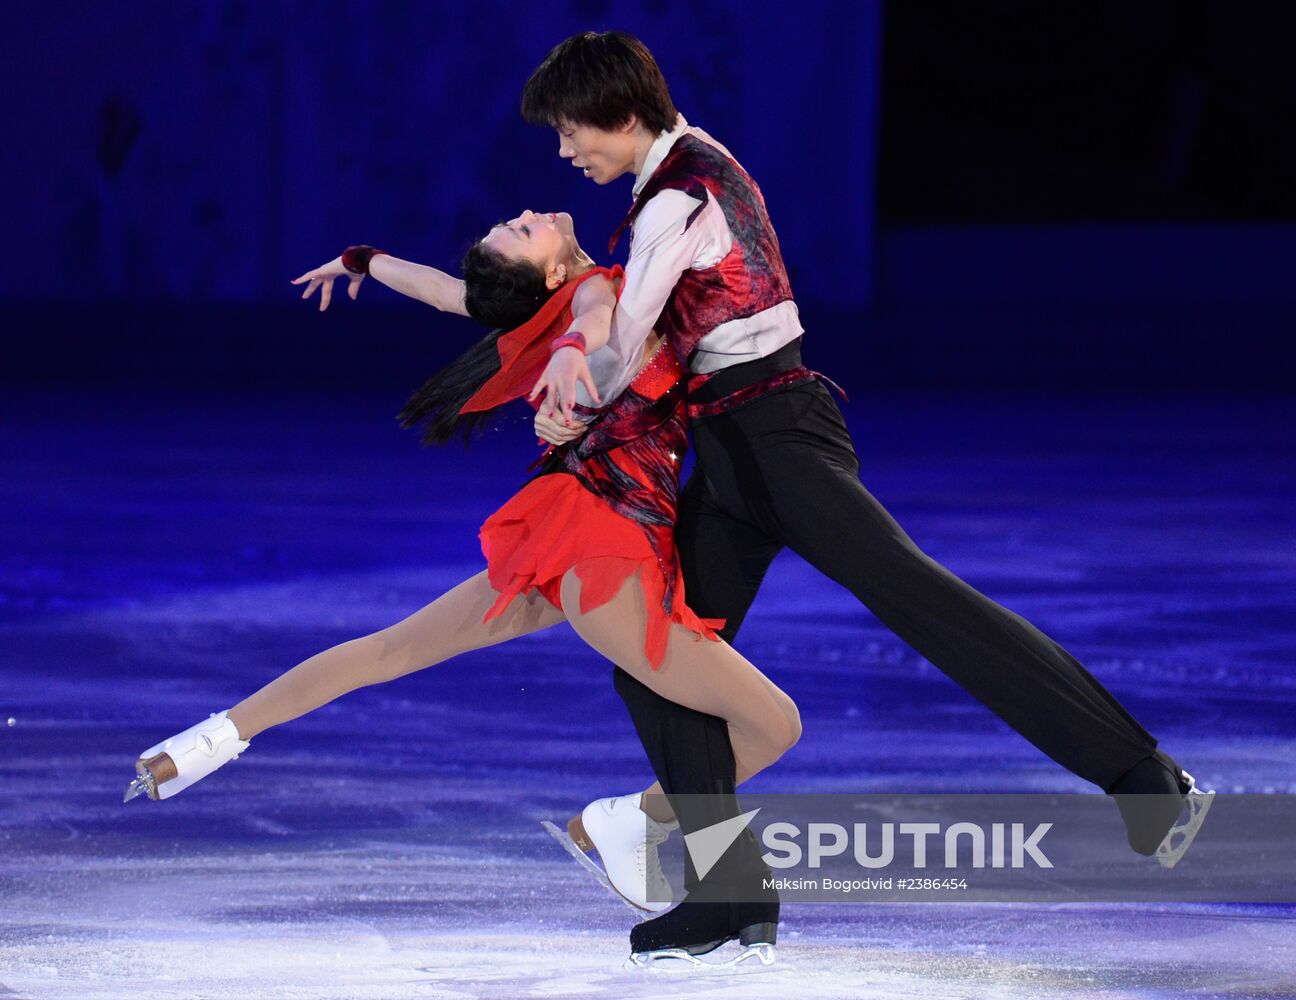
[686,338,846,419]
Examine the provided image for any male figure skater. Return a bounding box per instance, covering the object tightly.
[521,30,1212,963]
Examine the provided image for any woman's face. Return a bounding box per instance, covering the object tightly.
[480,210,580,288]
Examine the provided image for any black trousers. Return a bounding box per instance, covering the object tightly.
[615,363,1160,855]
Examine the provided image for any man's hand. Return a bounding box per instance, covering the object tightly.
[528,346,601,425]
[534,410,588,446]
[291,257,364,312]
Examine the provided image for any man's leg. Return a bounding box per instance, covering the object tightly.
[749,382,1207,856]
[758,382,1158,790]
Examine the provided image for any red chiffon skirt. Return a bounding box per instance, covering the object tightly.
[479,472,724,669]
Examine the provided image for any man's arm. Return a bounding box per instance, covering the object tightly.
[539,187,715,414]
[605,188,709,360]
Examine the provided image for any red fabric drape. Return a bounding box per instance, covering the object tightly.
[459,265,623,414]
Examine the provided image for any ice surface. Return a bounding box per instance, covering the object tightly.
[1,389,1293,998]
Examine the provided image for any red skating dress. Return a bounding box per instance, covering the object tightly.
[460,266,723,669]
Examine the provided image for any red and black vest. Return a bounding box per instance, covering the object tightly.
[610,134,795,368]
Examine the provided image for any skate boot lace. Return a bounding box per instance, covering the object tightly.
[638,820,671,899]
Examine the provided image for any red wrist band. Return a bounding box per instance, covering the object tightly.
[549,331,588,355]
[341,245,387,275]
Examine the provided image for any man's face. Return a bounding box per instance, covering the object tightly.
[555,119,639,185]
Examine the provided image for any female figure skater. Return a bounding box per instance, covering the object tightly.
[122,209,797,951]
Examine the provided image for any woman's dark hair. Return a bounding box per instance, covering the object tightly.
[398,242,556,447]
[520,30,677,137]
[460,241,553,329]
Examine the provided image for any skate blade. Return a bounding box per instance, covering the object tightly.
[122,769,157,804]
[540,820,647,915]
[624,942,778,975]
[1156,785,1215,869]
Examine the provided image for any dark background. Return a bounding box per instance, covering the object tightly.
[5,0,1294,391]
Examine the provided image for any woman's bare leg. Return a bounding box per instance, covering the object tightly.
[636,665,799,822]
[559,569,801,789]
[227,570,563,739]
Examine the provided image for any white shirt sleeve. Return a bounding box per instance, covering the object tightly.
[582,188,729,407]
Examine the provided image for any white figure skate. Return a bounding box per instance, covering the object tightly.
[123,710,250,802]
[1155,769,1215,869]
[544,792,677,912]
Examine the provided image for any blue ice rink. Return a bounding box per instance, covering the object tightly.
[2,387,1293,998]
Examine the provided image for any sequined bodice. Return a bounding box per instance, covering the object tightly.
[627,339,683,400]
[536,338,689,616]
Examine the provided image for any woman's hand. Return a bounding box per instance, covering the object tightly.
[291,257,364,312]
[534,410,588,446]
[528,347,601,425]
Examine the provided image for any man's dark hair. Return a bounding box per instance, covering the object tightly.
[521,31,677,136]
[397,242,555,447]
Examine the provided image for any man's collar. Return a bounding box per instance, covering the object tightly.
[631,114,689,199]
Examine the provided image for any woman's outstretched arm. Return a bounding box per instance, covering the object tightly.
[369,255,468,315]
[292,253,469,316]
